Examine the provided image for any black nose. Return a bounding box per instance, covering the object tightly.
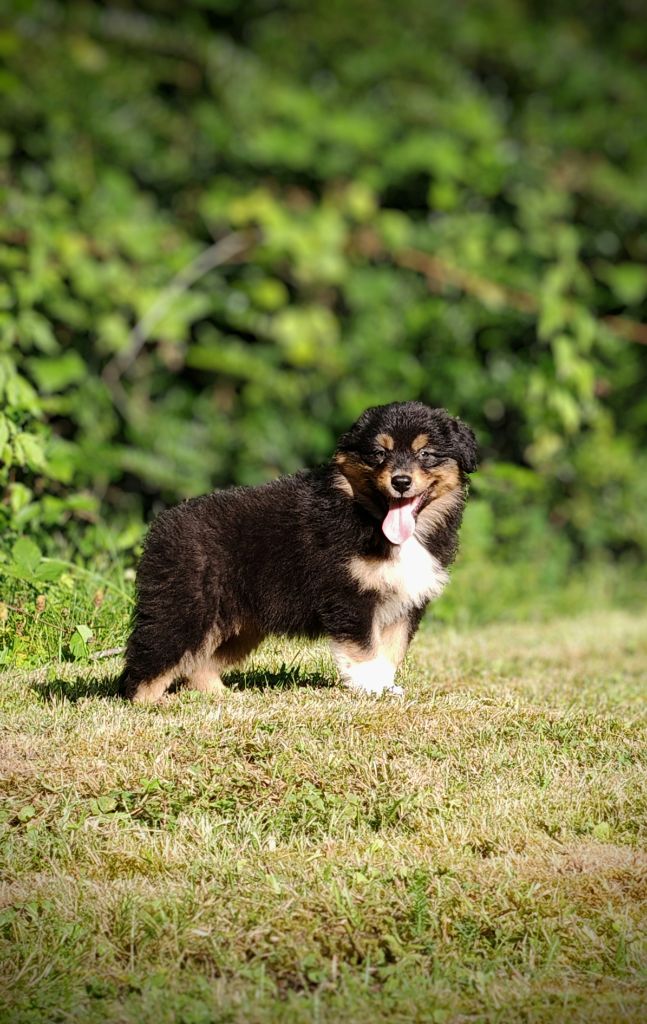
[391,474,412,494]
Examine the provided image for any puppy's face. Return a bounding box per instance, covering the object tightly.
[334,402,478,544]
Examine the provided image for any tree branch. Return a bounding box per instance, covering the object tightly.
[102,231,255,388]
[391,244,647,346]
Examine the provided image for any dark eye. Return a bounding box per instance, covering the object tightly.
[372,448,387,465]
[419,449,443,465]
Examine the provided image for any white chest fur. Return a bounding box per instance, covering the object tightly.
[348,537,448,627]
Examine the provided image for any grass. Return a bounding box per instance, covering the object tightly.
[0,610,646,1023]
[0,559,134,669]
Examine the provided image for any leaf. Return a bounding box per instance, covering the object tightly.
[68,634,86,660]
[5,373,39,413]
[592,821,612,840]
[11,537,41,575]
[8,483,32,514]
[27,351,87,393]
[424,745,447,760]
[603,263,647,306]
[35,559,67,582]
[69,625,93,660]
[18,311,59,354]
[95,795,118,814]
[0,412,9,452]
[12,431,46,470]
[139,778,162,792]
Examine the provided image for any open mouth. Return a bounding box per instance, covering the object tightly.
[382,492,427,545]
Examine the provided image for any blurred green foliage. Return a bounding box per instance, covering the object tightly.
[1,0,646,611]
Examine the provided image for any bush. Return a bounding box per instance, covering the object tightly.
[1,0,646,604]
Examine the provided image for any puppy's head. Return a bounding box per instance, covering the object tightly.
[334,401,478,544]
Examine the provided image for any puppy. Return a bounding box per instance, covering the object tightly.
[119,401,477,701]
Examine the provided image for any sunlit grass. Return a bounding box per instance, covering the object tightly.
[1,610,646,1022]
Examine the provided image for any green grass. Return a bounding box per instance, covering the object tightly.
[0,558,134,669]
[1,611,646,1023]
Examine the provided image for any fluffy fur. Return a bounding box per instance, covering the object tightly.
[119,401,477,701]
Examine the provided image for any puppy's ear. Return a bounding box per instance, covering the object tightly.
[334,406,377,456]
[449,417,478,473]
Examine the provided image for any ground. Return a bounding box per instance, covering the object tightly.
[1,610,646,1023]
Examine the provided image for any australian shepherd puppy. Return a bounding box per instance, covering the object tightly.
[119,401,477,702]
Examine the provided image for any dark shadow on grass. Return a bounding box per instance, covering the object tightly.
[224,664,332,691]
[31,672,123,703]
[30,663,331,702]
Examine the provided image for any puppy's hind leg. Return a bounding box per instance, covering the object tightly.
[126,669,177,704]
[184,624,264,695]
[183,634,226,695]
[119,648,181,703]
[184,662,226,695]
[217,624,265,666]
[119,624,189,703]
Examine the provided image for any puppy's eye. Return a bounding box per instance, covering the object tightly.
[419,449,443,465]
[372,448,387,465]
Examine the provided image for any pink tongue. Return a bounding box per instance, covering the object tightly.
[382,499,417,545]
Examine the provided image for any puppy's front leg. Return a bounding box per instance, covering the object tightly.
[330,620,408,697]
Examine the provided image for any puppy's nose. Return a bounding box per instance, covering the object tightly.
[391,474,412,494]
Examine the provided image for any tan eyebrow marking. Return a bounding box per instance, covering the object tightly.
[411,433,431,452]
[376,433,394,450]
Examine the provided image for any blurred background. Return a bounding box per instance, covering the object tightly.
[1,0,647,634]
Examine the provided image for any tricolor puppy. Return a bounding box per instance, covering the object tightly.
[119,401,477,701]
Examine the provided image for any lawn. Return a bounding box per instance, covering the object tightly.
[1,610,645,1023]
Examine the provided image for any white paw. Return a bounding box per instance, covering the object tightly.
[345,677,404,698]
[331,649,404,698]
[384,683,404,698]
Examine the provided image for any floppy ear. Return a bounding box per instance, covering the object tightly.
[334,405,378,455]
[449,417,478,473]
